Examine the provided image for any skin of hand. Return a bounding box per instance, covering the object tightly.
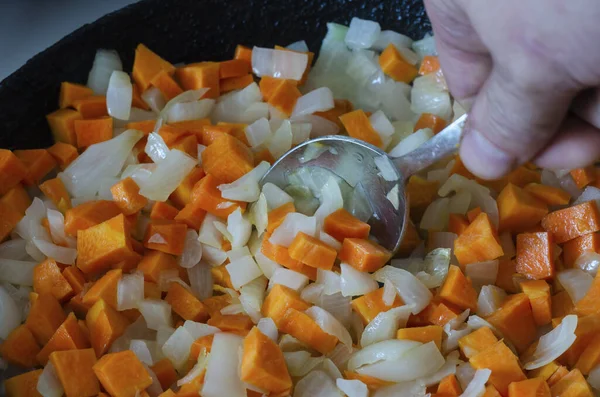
[424,0,600,179]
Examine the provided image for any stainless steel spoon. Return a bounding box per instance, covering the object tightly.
[260,114,467,254]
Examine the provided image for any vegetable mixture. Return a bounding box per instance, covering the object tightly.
[1,16,600,397]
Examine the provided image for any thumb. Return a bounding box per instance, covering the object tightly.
[459,66,575,180]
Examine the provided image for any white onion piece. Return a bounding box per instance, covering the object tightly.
[0,239,28,260]
[419,350,461,387]
[360,305,413,347]
[270,212,317,247]
[318,292,352,328]
[373,266,432,314]
[292,87,335,118]
[33,238,77,265]
[301,283,324,304]
[382,278,397,306]
[183,320,220,339]
[477,285,507,317]
[372,381,427,397]
[268,268,309,293]
[356,342,445,382]
[465,260,499,291]
[47,209,75,248]
[145,132,170,163]
[575,252,600,276]
[161,326,195,370]
[294,370,343,397]
[316,269,342,295]
[299,114,340,137]
[262,182,294,211]
[345,17,381,49]
[370,110,395,145]
[257,317,278,342]
[218,161,270,203]
[314,176,344,227]
[0,285,21,339]
[178,230,203,269]
[37,361,64,397]
[117,272,144,311]
[227,209,252,249]
[254,251,282,279]
[416,248,451,288]
[388,128,434,157]
[201,333,246,397]
[340,263,379,297]
[420,197,450,231]
[336,379,368,397]
[573,186,600,208]
[412,35,437,58]
[139,300,172,330]
[455,361,476,391]
[306,306,353,350]
[460,369,491,397]
[141,87,166,113]
[212,83,262,123]
[347,339,421,371]
[249,193,268,237]
[138,149,196,201]
[499,232,516,259]
[60,130,144,198]
[129,339,155,365]
[0,259,37,286]
[411,82,451,121]
[279,334,309,352]
[241,102,270,124]
[375,155,398,182]
[178,349,208,387]
[286,40,309,52]
[166,99,215,123]
[327,343,355,370]
[106,70,132,120]
[87,49,123,95]
[557,269,594,303]
[245,118,272,148]
[449,190,472,215]
[268,120,293,159]
[284,351,324,377]
[198,214,223,248]
[15,198,48,241]
[221,303,245,315]
[372,30,413,52]
[251,47,308,80]
[320,231,342,251]
[187,262,213,301]
[290,123,311,146]
[524,314,578,370]
[226,255,263,289]
[240,276,267,323]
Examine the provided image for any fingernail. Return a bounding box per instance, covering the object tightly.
[460,129,515,180]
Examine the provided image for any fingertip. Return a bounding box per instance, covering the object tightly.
[460,128,516,180]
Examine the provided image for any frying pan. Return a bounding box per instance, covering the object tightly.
[0,0,430,389]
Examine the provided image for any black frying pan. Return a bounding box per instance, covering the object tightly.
[0,0,430,151]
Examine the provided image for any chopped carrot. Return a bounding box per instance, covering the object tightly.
[47,142,78,169]
[436,374,462,396]
[25,292,66,345]
[288,232,337,270]
[220,74,254,93]
[575,334,600,375]
[219,59,251,79]
[414,113,447,134]
[93,350,153,397]
[458,326,498,359]
[59,82,94,109]
[254,147,276,165]
[495,259,520,293]
[150,200,179,220]
[339,109,383,148]
[165,282,209,322]
[234,45,252,65]
[261,233,315,277]
[49,348,99,397]
[516,232,555,280]
[191,174,247,218]
[151,358,178,390]
[487,293,538,353]
[13,149,57,185]
[86,299,130,357]
[521,280,552,326]
[82,269,122,309]
[46,108,83,145]
[241,327,292,394]
[189,335,214,361]
[563,233,600,268]
[267,79,302,116]
[259,76,292,101]
[315,98,354,129]
[74,117,113,148]
[150,69,183,100]
[466,206,482,223]
[62,266,86,294]
[73,96,108,119]
[131,82,151,110]
[77,214,138,274]
[170,132,199,157]
[351,287,404,325]
[552,290,574,319]
[33,258,74,303]
[170,166,205,208]
[217,122,249,144]
[448,213,470,235]
[132,43,176,91]
[203,294,232,318]
[508,378,551,397]
[497,184,549,233]
[575,270,600,316]
[396,325,443,349]
[36,312,90,365]
[324,208,371,242]
[344,371,394,391]
[379,43,418,83]
[110,177,147,215]
[428,300,462,327]
[454,212,504,267]
[175,62,220,98]
[64,200,121,236]
[541,201,600,243]
[267,202,296,233]
[0,325,40,368]
[207,314,253,336]
[143,221,187,255]
[470,340,527,396]
[528,361,560,382]
[39,177,72,213]
[439,265,478,312]
[200,124,233,145]
[523,183,571,206]
[570,166,597,189]
[398,219,422,256]
[483,385,503,397]
[137,250,180,283]
[126,119,155,134]
[338,237,390,274]
[549,368,594,397]
[407,175,440,221]
[547,365,570,387]
[262,284,311,327]
[418,55,441,75]
[1,184,31,215]
[202,134,254,183]
[279,308,338,354]
[174,203,206,229]
[4,369,43,397]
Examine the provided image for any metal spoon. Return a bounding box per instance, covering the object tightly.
[260,114,467,254]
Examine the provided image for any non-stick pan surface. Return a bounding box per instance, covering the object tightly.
[0,0,430,150]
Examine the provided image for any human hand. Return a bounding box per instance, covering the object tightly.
[424,0,600,179]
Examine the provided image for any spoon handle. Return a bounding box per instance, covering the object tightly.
[392,114,467,179]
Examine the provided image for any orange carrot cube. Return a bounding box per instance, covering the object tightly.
[563,232,600,268]
[143,221,187,255]
[439,265,478,312]
[150,70,183,101]
[64,200,121,236]
[4,370,43,397]
[437,374,462,396]
[39,178,72,213]
[220,74,254,93]
[74,117,113,148]
[93,350,152,397]
[165,282,209,322]
[13,149,57,185]
[151,358,178,390]
[207,314,254,336]
[261,284,311,328]
[418,56,441,75]
[82,268,122,309]
[50,348,99,397]
[174,202,207,229]
[132,44,176,91]
[73,96,108,119]
[33,258,74,303]
[523,183,571,206]
[507,378,551,397]
[36,312,90,365]
[279,308,338,354]
[497,184,548,233]
[576,271,600,316]
[486,293,537,353]
[454,212,504,267]
[288,232,337,270]
[267,79,302,116]
[110,177,148,215]
[201,134,254,183]
[175,62,220,98]
[379,44,418,83]
[396,325,443,349]
[338,238,391,273]
[0,201,24,241]
[219,59,251,79]
[1,183,31,215]
[521,280,552,326]
[570,167,596,189]
[137,250,180,283]
[549,369,593,397]
[470,340,526,396]
[190,174,247,218]
[0,325,40,368]
[25,293,66,345]
[150,201,179,220]
[47,142,78,169]
[234,45,252,66]
[86,299,129,357]
[351,287,404,325]
[516,232,554,280]
[267,202,296,234]
[339,109,383,148]
[46,108,82,145]
[414,112,447,134]
[323,208,371,242]
[458,326,498,359]
[541,201,600,243]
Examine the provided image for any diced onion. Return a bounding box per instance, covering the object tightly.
[178,230,203,269]
[117,272,144,311]
[183,320,221,339]
[284,351,324,377]
[372,381,426,397]
[416,248,451,288]
[139,299,173,330]
[360,305,413,347]
[268,119,293,159]
[145,132,170,163]
[33,238,77,265]
[336,379,368,397]
[418,350,461,387]
[0,285,21,339]
[129,339,155,366]
[178,350,208,387]
[382,278,397,306]
[46,209,75,248]
[524,314,578,370]
[465,260,499,291]
[460,369,491,397]
[161,325,195,370]
[477,285,507,317]
[420,197,450,231]
[166,99,215,123]
[287,40,310,52]
[268,268,309,292]
[301,283,325,304]
[37,361,64,397]
[305,306,353,349]
[270,212,317,247]
[187,262,213,301]
[218,161,270,202]
[573,186,600,208]
[340,263,379,297]
[294,370,343,397]
[138,149,196,201]
[239,276,267,323]
[316,269,342,295]
[557,269,593,303]
[314,176,344,227]
[318,292,352,328]
[257,317,278,342]
[241,102,270,124]
[87,49,123,95]
[373,266,432,314]
[0,239,28,260]
[0,259,37,286]
[225,255,263,289]
[345,17,381,50]
[588,365,600,391]
[412,35,437,58]
[262,182,294,210]
[249,193,268,236]
[251,47,308,80]
[411,75,451,120]
[244,118,272,148]
[198,214,223,248]
[106,70,132,120]
[372,30,413,52]
[141,87,166,113]
[388,127,434,157]
[575,252,600,276]
[291,122,312,145]
[455,362,476,391]
[201,333,246,397]
[374,155,398,182]
[212,83,262,123]
[292,87,335,118]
